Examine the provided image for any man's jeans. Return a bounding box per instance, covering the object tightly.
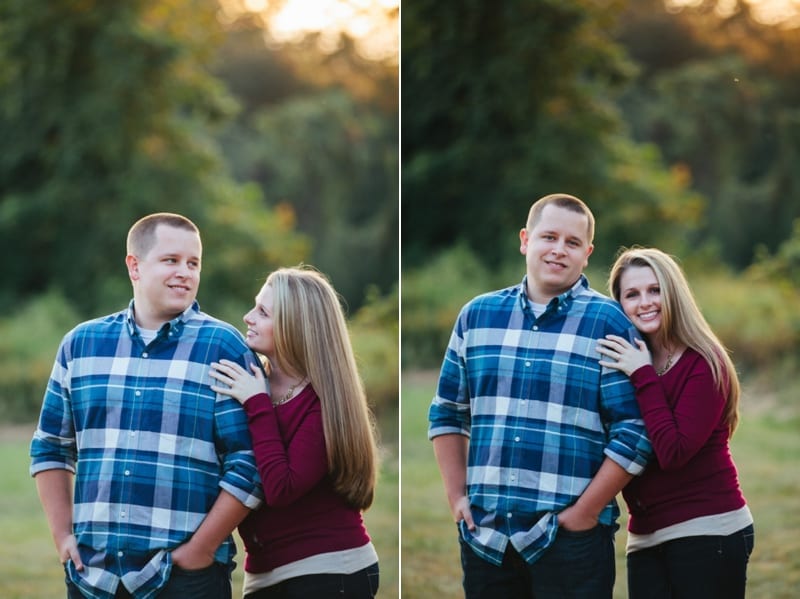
[66,562,233,599]
[460,524,617,599]
[627,524,755,599]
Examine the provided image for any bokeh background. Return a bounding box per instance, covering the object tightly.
[401,0,800,597]
[0,1,398,597]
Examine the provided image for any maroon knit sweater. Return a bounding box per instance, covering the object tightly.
[237,386,371,572]
[623,348,747,535]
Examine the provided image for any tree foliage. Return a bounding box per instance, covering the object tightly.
[212,23,399,309]
[616,0,800,267]
[0,0,307,319]
[402,0,700,270]
[218,82,398,307]
[0,0,398,419]
[217,0,399,109]
[401,0,800,369]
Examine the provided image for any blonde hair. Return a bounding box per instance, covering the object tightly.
[608,247,740,434]
[266,265,379,509]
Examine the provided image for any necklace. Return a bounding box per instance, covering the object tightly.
[272,378,306,406]
[656,352,674,376]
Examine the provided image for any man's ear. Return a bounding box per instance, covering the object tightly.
[125,254,139,281]
[519,228,529,255]
[583,243,595,269]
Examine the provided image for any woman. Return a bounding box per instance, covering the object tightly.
[209,266,380,598]
[595,247,753,599]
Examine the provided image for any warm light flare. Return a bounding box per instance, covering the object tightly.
[218,0,399,62]
[666,0,800,27]
[243,0,268,11]
[748,0,800,25]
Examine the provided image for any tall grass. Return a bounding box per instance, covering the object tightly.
[0,414,398,599]
[401,370,800,598]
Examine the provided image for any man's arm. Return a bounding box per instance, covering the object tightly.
[433,433,475,531]
[171,490,251,569]
[557,458,633,531]
[34,469,83,571]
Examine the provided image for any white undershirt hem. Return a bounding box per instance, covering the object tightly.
[242,542,378,594]
[626,505,753,554]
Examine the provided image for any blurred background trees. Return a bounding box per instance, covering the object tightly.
[402,0,800,379]
[0,0,398,421]
[4,0,800,419]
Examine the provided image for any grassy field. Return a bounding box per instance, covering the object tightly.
[0,414,398,599]
[401,370,800,599]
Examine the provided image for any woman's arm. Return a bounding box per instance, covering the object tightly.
[597,340,725,470]
[210,360,328,506]
[629,360,725,470]
[243,395,328,506]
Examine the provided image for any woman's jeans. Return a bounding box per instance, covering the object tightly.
[460,524,617,599]
[66,562,232,599]
[627,524,755,599]
[243,562,379,599]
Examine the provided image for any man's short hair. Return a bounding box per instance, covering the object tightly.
[526,193,595,243]
[126,213,199,257]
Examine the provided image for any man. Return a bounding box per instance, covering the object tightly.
[30,213,263,599]
[429,193,652,598]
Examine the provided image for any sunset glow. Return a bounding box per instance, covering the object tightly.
[218,0,399,62]
[666,0,800,27]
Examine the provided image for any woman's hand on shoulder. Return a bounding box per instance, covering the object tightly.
[596,335,652,376]
[209,359,267,404]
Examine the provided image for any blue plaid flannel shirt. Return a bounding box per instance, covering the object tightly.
[30,301,263,599]
[429,275,652,566]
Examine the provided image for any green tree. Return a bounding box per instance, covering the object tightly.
[0,0,306,319]
[212,18,399,310]
[749,218,800,289]
[402,0,701,271]
[615,0,800,267]
[219,88,398,307]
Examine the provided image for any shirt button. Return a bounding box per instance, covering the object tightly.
[130,431,136,437]
[525,361,531,367]
[118,551,124,557]
[124,470,131,476]
[507,512,513,518]
[142,352,149,358]
[532,325,538,331]
[514,436,520,442]
[120,511,126,517]
[135,390,141,397]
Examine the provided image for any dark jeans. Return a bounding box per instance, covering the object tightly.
[627,524,755,599]
[66,562,232,599]
[243,563,379,599]
[460,524,617,599]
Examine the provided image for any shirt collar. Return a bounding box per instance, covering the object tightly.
[125,300,198,339]
[517,274,589,314]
